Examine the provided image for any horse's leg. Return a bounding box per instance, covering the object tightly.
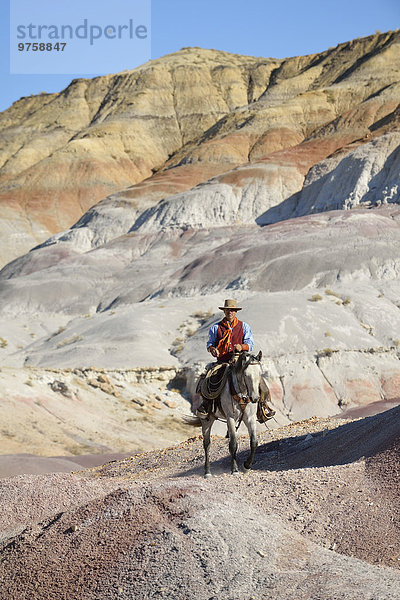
[226,416,239,474]
[202,416,215,478]
[243,407,258,471]
[220,387,240,474]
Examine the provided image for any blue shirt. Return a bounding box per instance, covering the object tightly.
[207,321,254,351]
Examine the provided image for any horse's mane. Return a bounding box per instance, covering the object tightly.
[233,351,262,372]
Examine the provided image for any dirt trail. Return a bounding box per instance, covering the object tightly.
[1,408,400,599]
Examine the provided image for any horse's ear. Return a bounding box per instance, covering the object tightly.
[257,350,262,361]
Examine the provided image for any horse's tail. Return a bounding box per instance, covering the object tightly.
[182,414,202,427]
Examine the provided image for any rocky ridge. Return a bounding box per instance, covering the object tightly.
[0,365,194,460]
[1,207,400,424]
[0,31,400,447]
[2,33,400,597]
[1,406,400,599]
[1,31,400,265]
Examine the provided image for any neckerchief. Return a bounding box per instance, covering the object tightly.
[216,316,238,357]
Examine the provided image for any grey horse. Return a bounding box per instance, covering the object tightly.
[194,351,263,477]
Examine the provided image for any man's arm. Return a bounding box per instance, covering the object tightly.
[241,322,254,351]
[207,323,219,357]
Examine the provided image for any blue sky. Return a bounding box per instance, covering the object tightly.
[0,0,399,112]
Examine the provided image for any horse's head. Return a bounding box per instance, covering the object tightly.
[235,350,262,403]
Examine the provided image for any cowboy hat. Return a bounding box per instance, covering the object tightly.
[218,299,242,311]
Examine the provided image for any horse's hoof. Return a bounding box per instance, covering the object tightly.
[231,471,241,476]
[243,467,250,474]
[204,473,212,479]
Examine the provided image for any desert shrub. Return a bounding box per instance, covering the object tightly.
[318,348,335,357]
[342,297,351,305]
[324,90,336,104]
[309,294,323,302]
[171,337,184,355]
[0,337,7,348]
[57,335,83,348]
[324,289,340,298]
[192,309,214,321]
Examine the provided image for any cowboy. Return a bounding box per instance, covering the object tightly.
[197,299,254,416]
[207,298,254,362]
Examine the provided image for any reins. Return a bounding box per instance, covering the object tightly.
[208,357,260,428]
[230,356,261,404]
[229,354,262,430]
[200,352,267,429]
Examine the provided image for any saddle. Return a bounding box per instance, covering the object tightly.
[196,361,275,422]
[197,362,230,401]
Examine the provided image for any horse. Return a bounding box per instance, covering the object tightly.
[191,350,263,478]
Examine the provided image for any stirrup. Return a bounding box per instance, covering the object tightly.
[196,403,210,417]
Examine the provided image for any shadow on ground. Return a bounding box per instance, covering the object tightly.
[176,404,400,478]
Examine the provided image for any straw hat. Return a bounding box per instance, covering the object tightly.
[218,299,242,311]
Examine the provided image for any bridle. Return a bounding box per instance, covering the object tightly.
[230,352,261,405]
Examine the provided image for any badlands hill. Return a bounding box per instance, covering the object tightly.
[1,30,400,600]
[0,30,400,453]
[1,407,400,599]
[0,30,399,265]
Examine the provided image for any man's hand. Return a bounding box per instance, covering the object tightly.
[234,344,242,352]
[208,346,219,358]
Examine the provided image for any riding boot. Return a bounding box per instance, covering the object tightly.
[266,405,276,417]
[197,398,212,417]
[256,399,276,423]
